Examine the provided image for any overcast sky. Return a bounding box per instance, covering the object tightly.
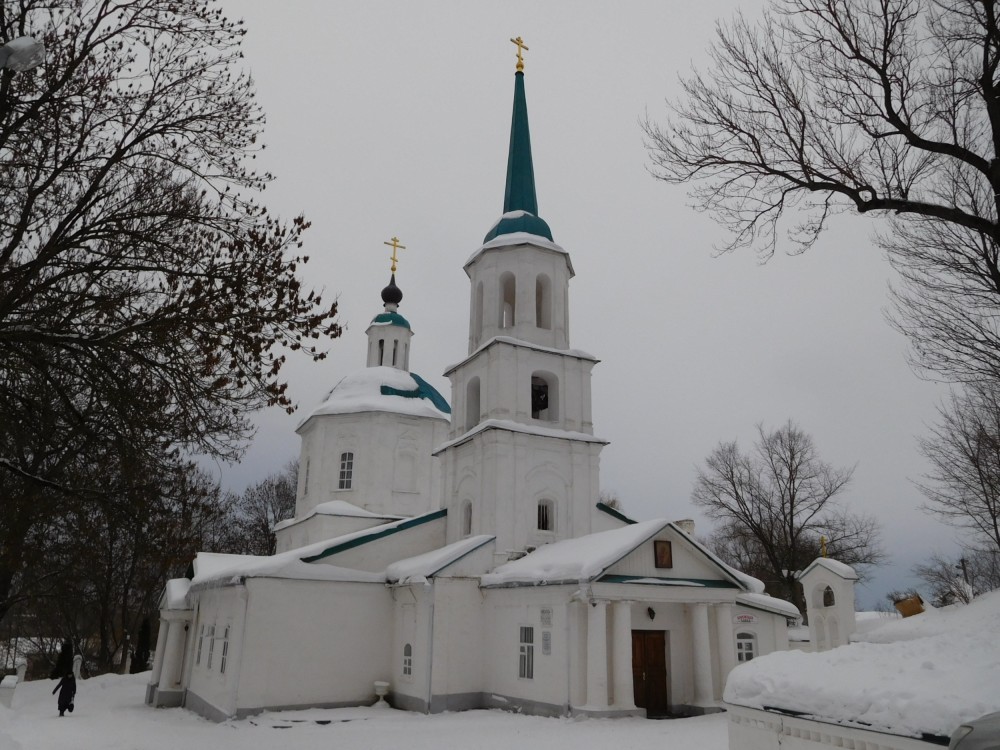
[217,0,959,608]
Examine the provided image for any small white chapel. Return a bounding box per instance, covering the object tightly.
[146,41,810,722]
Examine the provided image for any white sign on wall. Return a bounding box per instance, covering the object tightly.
[540,608,552,628]
[734,613,758,624]
[542,631,551,655]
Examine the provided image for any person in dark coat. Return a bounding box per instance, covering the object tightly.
[52,672,76,716]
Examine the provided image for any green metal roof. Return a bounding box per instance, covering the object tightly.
[371,311,411,330]
[483,70,553,243]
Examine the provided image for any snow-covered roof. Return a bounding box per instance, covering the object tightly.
[444,336,598,376]
[189,547,384,590]
[725,589,1000,739]
[272,500,403,532]
[386,535,494,585]
[463,229,574,277]
[189,511,445,589]
[297,366,450,429]
[433,418,608,456]
[797,557,859,581]
[480,520,667,587]
[736,592,801,619]
[162,578,191,610]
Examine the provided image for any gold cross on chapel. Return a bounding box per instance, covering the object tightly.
[510,36,528,72]
[383,236,406,273]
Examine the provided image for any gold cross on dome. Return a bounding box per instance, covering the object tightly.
[383,236,406,273]
[510,36,529,72]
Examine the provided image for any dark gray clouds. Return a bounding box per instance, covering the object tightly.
[220,0,954,607]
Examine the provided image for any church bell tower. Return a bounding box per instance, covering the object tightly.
[436,40,607,562]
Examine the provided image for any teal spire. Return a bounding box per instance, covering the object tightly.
[484,68,553,243]
[504,71,538,215]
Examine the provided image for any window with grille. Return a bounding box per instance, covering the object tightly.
[736,632,757,663]
[195,624,205,665]
[220,626,230,674]
[403,643,412,677]
[205,625,216,669]
[338,452,354,490]
[537,500,554,532]
[519,626,534,679]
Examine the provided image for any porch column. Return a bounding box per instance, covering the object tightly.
[611,601,635,710]
[157,611,191,691]
[690,602,715,707]
[586,600,609,708]
[715,602,737,684]
[149,617,170,687]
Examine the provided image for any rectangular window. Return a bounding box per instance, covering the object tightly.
[338,452,354,490]
[737,633,757,663]
[519,626,534,679]
[195,624,205,665]
[537,501,552,531]
[654,540,673,569]
[220,626,230,674]
[205,625,216,670]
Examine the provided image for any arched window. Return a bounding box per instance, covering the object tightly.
[531,372,558,421]
[303,457,310,498]
[736,632,757,662]
[461,500,472,537]
[403,643,412,677]
[338,452,354,490]
[474,281,484,341]
[392,340,398,367]
[535,274,552,330]
[466,377,481,431]
[823,586,836,607]
[499,272,516,329]
[378,339,385,366]
[537,499,554,532]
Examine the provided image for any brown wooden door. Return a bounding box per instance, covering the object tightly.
[632,630,669,717]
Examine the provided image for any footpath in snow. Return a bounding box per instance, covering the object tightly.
[0,672,728,750]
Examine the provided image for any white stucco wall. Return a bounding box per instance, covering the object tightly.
[233,578,394,713]
[296,410,447,521]
[184,585,249,719]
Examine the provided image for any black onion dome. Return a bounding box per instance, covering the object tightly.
[381,274,403,306]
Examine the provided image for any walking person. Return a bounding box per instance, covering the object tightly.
[52,672,76,717]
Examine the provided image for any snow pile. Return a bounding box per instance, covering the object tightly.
[725,589,1000,738]
[482,520,669,586]
[300,367,450,424]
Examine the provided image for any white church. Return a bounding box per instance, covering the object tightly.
[145,45,834,722]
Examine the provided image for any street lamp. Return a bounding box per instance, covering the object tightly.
[0,36,45,72]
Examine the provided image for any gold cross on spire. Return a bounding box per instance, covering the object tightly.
[510,36,528,72]
[383,236,406,273]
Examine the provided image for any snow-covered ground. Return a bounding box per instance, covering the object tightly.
[0,672,727,750]
[725,589,1000,739]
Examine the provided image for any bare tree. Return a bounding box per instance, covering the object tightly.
[228,461,298,557]
[919,385,1000,551]
[693,421,883,612]
[644,0,1000,385]
[0,1,340,629]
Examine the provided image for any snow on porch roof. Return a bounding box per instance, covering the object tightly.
[386,535,495,585]
[480,519,757,590]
